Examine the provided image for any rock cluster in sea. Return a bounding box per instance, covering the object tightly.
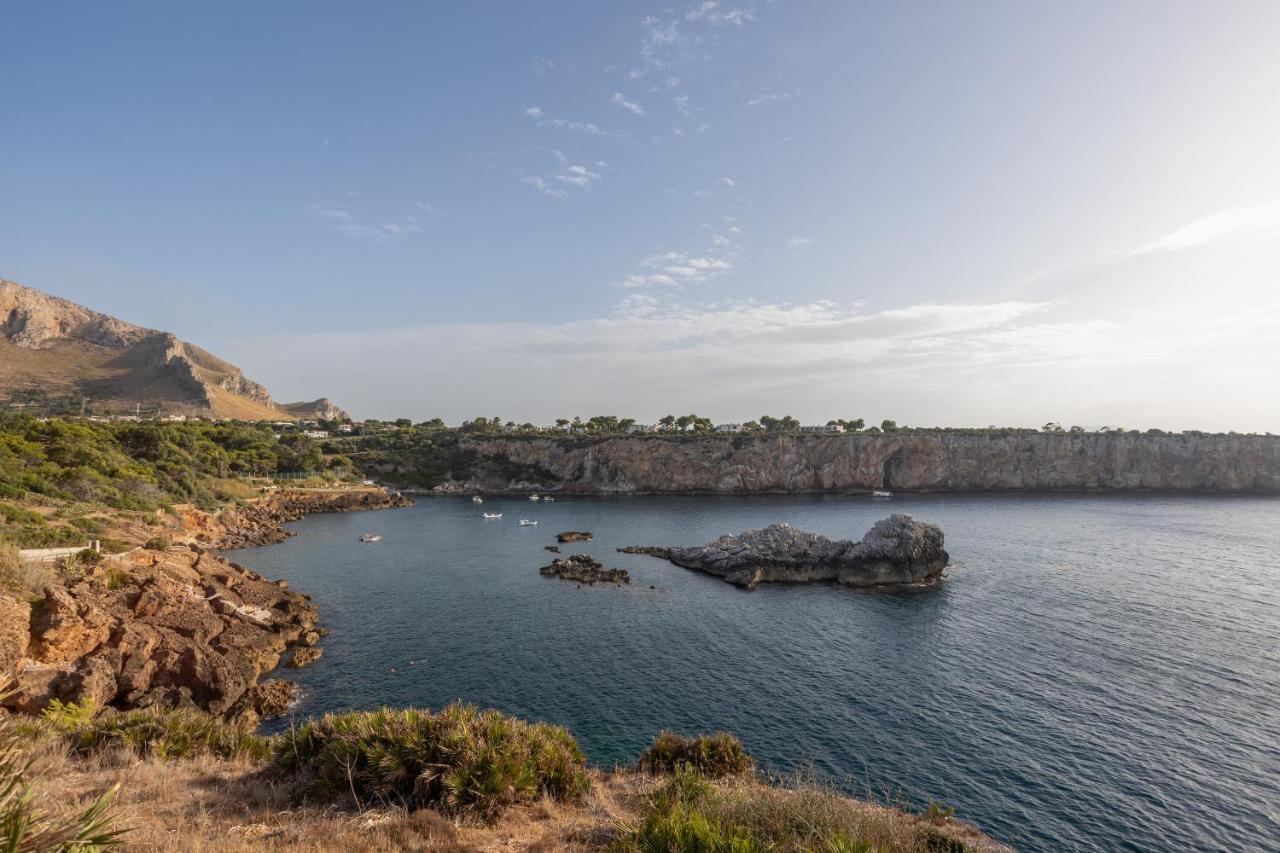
[556,531,594,543]
[539,554,630,585]
[634,514,948,590]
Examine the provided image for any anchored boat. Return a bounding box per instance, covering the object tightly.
[872,490,893,498]
[472,495,484,504]
[518,519,538,526]
[482,512,503,519]
[359,534,382,542]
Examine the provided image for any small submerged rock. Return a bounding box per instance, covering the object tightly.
[545,545,561,553]
[540,554,631,585]
[631,514,949,590]
[556,531,594,543]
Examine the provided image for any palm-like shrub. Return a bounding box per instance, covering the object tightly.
[0,710,124,851]
[273,702,589,817]
[637,730,755,777]
[43,705,268,762]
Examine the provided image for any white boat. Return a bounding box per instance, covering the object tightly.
[472,495,483,504]
[529,494,541,501]
[542,496,555,502]
[482,512,503,519]
[518,519,538,526]
[872,490,893,498]
[359,534,382,542]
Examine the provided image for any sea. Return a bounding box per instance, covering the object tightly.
[228,493,1280,852]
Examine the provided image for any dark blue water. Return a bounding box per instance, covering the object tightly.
[229,494,1280,851]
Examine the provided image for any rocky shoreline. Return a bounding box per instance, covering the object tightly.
[539,554,631,585]
[0,488,412,726]
[630,514,949,590]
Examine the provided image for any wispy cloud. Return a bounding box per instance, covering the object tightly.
[525,106,611,136]
[1129,202,1280,255]
[611,92,646,115]
[747,88,792,107]
[307,202,424,242]
[521,149,606,200]
[786,236,813,250]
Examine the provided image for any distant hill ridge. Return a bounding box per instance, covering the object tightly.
[0,277,346,421]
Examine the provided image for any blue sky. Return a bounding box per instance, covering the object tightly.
[3,1,1279,429]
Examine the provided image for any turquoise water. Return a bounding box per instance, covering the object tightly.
[229,494,1280,851]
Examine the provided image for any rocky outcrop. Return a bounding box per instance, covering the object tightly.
[2,544,318,720]
[557,531,593,543]
[638,514,948,590]
[416,433,1280,493]
[0,276,345,420]
[209,488,414,549]
[540,555,631,585]
[280,398,351,421]
[287,647,324,668]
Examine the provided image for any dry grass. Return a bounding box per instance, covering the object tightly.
[0,537,55,597]
[20,737,648,852]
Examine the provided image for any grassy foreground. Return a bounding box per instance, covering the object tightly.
[2,704,1005,852]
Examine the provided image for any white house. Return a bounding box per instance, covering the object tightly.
[715,423,742,433]
[800,424,845,434]
[626,423,658,434]
[302,430,330,439]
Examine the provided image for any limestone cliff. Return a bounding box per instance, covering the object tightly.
[412,432,1280,493]
[0,277,344,420]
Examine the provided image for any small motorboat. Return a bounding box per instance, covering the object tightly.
[529,494,541,501]
[482,512,503,519]
[359,534,382,542]
[472,495,484,504]
[518,519,538,526]
[542,496,555,502]
[872,490,893,498]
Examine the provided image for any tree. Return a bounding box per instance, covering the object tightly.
[880,419,898,432]
[741,420,762,432]
[659,415,676,430]
[555,418,570,429]
[1042,422,1064,433]
[1068,425,1085,433]
[848,418,865,431]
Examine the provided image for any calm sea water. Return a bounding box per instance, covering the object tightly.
[229,494,1280,852]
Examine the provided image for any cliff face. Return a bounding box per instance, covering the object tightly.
[0,277,343,420]
[428,432,1280,493]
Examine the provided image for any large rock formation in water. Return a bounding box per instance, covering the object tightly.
[637,514,948,590]
[408,432,1280,494]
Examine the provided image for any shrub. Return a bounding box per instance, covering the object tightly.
[142,536,169,551]
[0,709,125,850]
[273,703,589,817]
[637,730,755,777]
[104,566,130,591]
[46,706,270,763]
[614,769,938,852]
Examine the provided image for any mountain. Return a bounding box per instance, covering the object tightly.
[0,278,347,421]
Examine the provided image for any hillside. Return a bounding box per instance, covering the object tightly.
[0,278,346,421]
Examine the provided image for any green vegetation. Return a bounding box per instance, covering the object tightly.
[35,704,270,763]
[273,703,589,817]
[615,767,969,853]
[0,702,125,851]
[0,414,343,543]
[637,731,755,778]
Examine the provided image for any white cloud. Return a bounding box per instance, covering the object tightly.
[521,150,605,199]
[1129,202,1280,255]
[720,177,735,188]
[747,88,792,107]
[611,92,646,115]
[686,1,756,26]
[307,203,424,242]
[786,236,813,249]
[525,106,611,136]
[415,201,444,217]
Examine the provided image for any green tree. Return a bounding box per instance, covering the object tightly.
[880,419,898,432]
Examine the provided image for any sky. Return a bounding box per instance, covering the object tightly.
[2,1,1279,431]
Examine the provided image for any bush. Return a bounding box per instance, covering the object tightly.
[614,768,944,852]
[45,705,270,763]
[0,710,125,850]
[273,703,589,817]
[142,536,169,551]
[637,730,755,777]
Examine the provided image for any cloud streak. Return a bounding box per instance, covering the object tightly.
[611,92,646,115]
[1129,202,1280,255]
